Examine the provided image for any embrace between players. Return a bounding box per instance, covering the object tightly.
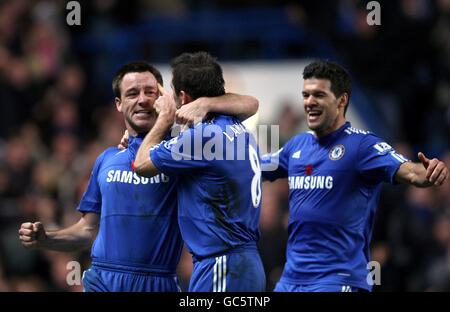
[18,52,448,292]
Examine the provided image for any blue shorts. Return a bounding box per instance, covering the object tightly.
[189,246,266,292]
[274,281,364,292]
[82,266,181,292]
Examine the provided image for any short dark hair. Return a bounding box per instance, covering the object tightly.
[303,60,352,114]
[170,51,225,100]
[112,61,163,98]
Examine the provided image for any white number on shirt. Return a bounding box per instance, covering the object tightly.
[249,145,262,208]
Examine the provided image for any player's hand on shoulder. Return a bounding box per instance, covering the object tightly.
[418,152,449,186]
[117,130,129,150]
[18,222,47,249]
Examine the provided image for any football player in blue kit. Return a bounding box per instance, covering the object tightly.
[261,60,449,292]
[134,52,266,292]
[18,61,259,292]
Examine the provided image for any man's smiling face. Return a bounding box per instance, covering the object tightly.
[116,72,159,135]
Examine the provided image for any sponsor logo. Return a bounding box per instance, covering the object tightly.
[288,175,333,190]
[106,170,169,185]
[292,150,301,159]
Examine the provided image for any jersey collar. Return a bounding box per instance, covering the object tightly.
[128,133,146,155]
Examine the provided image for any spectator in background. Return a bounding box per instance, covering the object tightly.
[425,213,450,291]
[258,182,288,291]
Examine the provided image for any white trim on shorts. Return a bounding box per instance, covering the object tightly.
[213,255,227,292]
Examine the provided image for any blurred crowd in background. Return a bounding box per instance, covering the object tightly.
[0,0,449,291]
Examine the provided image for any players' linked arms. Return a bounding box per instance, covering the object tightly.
[210,93,258,121]
[395,152,449,187]
[134,83,175,177]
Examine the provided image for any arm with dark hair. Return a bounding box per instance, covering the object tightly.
[175,93,259,126]
[19,213,99,252]
[395,152,448,187]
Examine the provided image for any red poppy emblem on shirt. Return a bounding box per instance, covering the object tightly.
[131,160,135,171]
[305,164,313,175]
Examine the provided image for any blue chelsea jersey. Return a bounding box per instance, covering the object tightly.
[77,135,183,274]
[150,115,262,260]
[262,122,408,290]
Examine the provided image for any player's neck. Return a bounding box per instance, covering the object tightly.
[127,127,138,137]
[314,118,347,139]
[126,127,149,138]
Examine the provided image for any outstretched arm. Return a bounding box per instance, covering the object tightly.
[175,93,258,126]
[19,212,99,252]
[134,84,176,177]
[395,152,448,187]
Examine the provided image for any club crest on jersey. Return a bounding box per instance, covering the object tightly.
[329,144,345,160]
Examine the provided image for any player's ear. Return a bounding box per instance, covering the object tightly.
[338,93,348,111]
[115,97,122,112]
[180,91,193,105]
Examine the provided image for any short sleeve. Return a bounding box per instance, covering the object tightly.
[76,149,112,213]
[261,138,293,181]
[358,134,409,184]
[150,126,211,176]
